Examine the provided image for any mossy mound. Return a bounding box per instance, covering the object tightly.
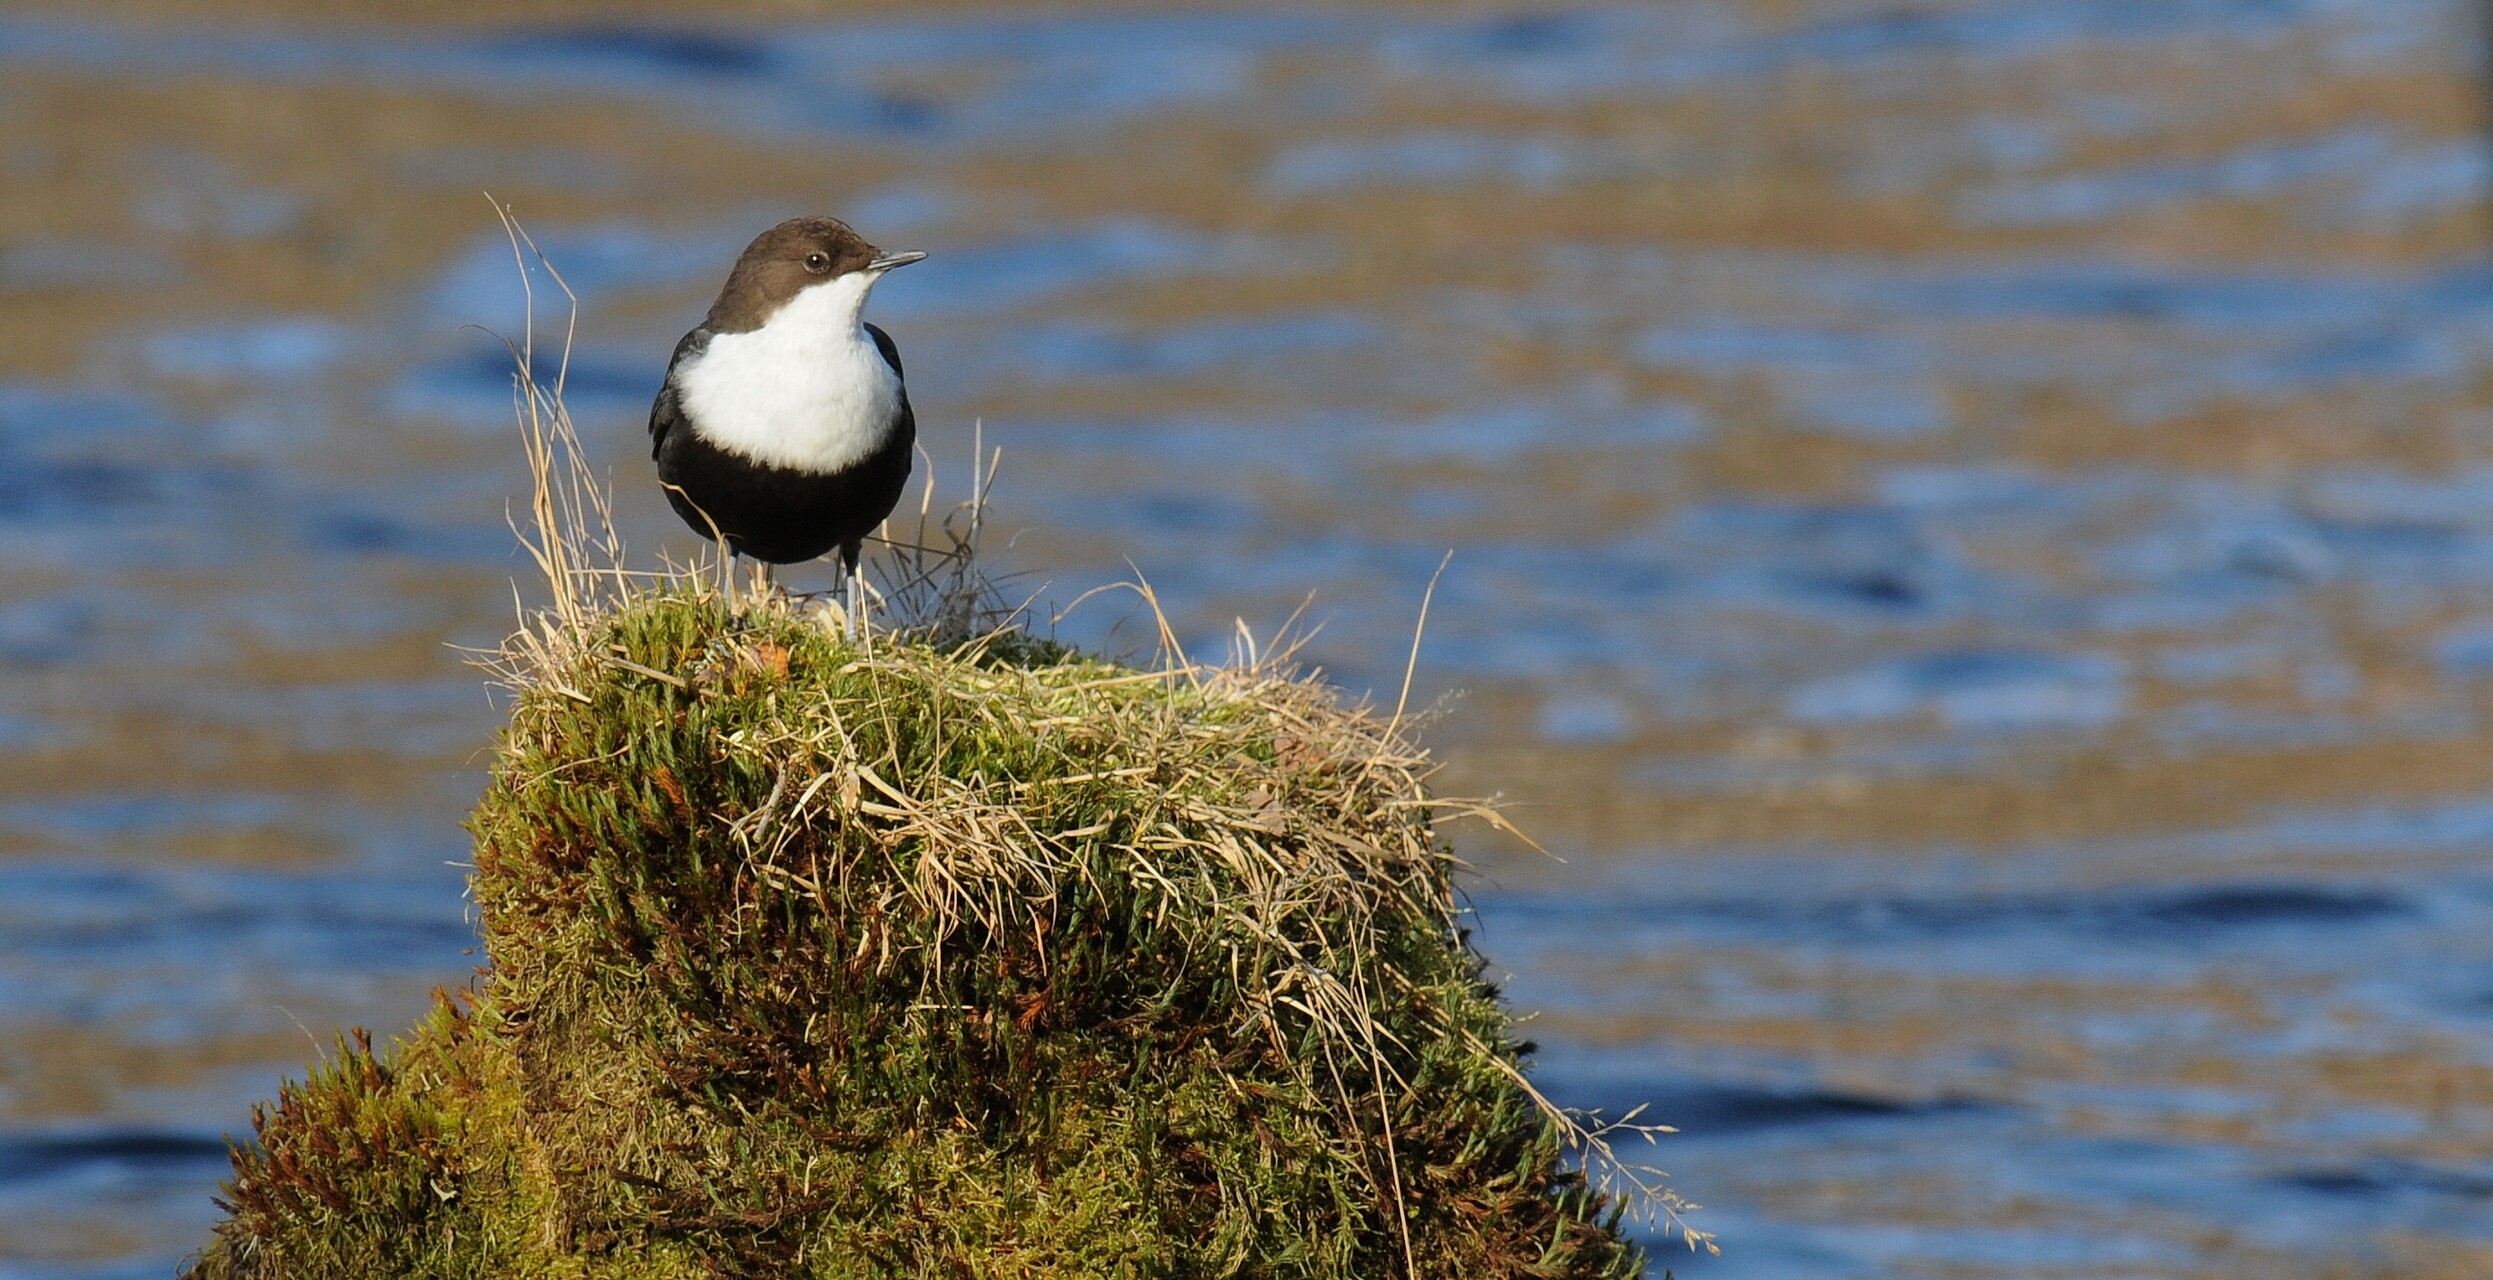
[184,590,1647,1278]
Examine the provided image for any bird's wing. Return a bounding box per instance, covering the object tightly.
[863,322,905,379]
[864,320,916,446]
[647,326,714,460]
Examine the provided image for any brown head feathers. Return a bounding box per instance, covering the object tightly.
[704,216,891,333]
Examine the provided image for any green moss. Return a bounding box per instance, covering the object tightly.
[185,590,1647,1278]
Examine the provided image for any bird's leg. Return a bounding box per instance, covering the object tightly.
[724,549,740,614]
[839,542,867,638]
[750,559,774,601]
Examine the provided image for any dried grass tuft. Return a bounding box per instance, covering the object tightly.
[182,209,1706,1279]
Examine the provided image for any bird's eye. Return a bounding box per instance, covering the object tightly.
[803,252,830,273]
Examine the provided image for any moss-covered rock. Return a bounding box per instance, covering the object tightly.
[185,590,1647,1278]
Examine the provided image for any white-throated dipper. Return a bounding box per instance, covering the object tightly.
[648,216,926,609]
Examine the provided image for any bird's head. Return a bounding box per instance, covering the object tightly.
[706,216,926,333]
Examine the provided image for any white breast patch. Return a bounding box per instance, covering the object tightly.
[674,272,902,474]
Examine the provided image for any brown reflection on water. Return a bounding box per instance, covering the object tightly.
[0,68,913,376]
[1451,726,2493,851]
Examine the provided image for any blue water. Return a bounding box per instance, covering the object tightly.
[5,1,2493,1274]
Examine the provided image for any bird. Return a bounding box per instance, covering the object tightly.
[647,215,926,618]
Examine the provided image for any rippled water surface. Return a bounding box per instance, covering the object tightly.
[8,1,2493,1274]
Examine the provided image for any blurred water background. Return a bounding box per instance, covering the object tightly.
[8,0,2493,1275]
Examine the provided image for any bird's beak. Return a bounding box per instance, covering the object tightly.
[867,250,927,273]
